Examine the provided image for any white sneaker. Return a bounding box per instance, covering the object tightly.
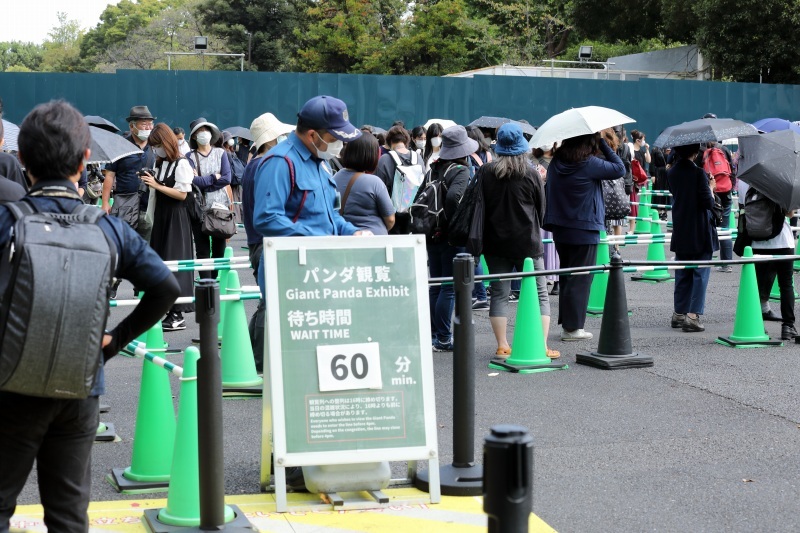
[561,328,593,341]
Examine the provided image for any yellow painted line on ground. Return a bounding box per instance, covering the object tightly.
[11,488,556,532]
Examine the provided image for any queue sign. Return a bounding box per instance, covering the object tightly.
[261,235,440,511]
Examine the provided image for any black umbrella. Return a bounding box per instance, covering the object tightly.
[223,126,253,141]
[468,116,511,130]
[737,130,800,211]
[88,126,142,164]
[653,118,758,149]
[512,120,536,136]
[84,115,120,133]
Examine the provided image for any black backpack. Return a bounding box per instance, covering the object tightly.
[0,200,116,398]
[744,188,783,240]
[408,164,460,243]
[448,166,483,247]
[228,151,245,187]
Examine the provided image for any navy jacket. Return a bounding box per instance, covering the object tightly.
[667,158,719,255]
[543,139,625,244]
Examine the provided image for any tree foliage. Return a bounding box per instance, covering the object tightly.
[80,0,185,69]
[0,0,796,83]
[41,12,85,72]
[692,0,800,83]
[196,0,309,72]
[0,42,44,72]
[293,0,404,73]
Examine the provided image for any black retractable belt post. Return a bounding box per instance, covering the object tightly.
[415,253,482,495]
[195,279,226,529]
[483,425,534,533]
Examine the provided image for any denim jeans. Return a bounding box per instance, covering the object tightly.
[428,243,463,343]
[472,261,487,301]
[673,251,712,315]
[717,191,732,261]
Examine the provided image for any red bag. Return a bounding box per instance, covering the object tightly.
[631,159,648,186]
[702,147,733,192]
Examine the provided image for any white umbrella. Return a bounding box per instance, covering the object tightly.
[423,118,458,131]
[2,119,19,152]
[528,106,635,149]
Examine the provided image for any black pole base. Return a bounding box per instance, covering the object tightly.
[222,384,263,398]
[106,468,169,494]
[576,351,654,370]
[630,274,674,283]
[488,358,568,374]
[95,422,118,442]
[716,336,784,348]
[143,505,255,532]
[414,463,482,496]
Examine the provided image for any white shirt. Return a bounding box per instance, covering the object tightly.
[157,158,193,193]
[753,220,794,249]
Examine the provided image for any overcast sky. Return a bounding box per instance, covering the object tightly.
[0,0,122,44]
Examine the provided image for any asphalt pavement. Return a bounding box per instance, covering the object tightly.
[14,230,800,533]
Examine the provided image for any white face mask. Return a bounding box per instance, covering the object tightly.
[276,135,288,144]
[196,131,212,146]
[135,128,151,141]
[154,146,167,158]
[314,134,343,161]
[431,137,442,148]
[415,140,425,150]
[227,138,235,147]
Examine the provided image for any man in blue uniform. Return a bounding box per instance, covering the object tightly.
[0,100,180,532]
[253,95,373,293]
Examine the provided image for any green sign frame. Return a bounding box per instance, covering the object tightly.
[260,235,440,511]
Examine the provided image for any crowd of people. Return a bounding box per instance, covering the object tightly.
[1,92,799,530]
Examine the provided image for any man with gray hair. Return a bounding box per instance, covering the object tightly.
[101,105,156,297]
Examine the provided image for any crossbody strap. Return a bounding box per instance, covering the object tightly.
[339,172,362,216]
[258,154,307,223]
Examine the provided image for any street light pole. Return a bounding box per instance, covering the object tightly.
[246,32,252,70]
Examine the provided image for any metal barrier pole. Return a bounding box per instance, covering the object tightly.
[195,279,226,529]
[483,425,533,533]
[453,253,476,468]
[415,253,483,495]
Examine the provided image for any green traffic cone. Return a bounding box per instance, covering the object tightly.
[793,231,800,272]
[480,255,490,288]
[587,231,610,316]
[155,347,236,527]
[107,324,176,492]
[717,247,783,348]
[221,270,263,394]
[632,218,672,283]
[489,258,568,374]
[217,247,234,341]
[634,187,651,234]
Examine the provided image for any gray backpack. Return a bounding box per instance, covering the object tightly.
[0,201,116,398]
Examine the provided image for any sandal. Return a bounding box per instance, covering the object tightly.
[495,347,511,358]
[546,348,561,359]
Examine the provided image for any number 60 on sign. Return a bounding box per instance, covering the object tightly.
[316,342,383,392]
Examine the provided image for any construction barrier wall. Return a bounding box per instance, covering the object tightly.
[1,70,799,139]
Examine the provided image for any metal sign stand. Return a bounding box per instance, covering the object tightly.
[260,235,441,512]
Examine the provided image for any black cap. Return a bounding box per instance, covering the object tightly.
[702,113,717,119]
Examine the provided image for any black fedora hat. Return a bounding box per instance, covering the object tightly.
[126,105,155,122]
